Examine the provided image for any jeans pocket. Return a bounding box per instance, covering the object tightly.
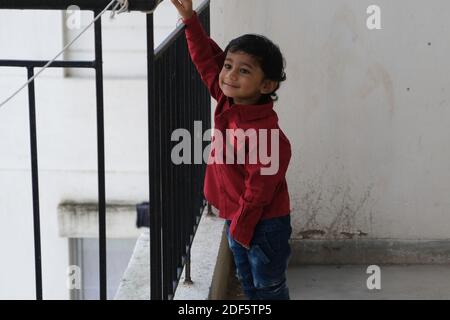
[264,226,292,257]
[264,231,282,254]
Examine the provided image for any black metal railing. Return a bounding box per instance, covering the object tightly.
[0,0,211,300]
[150,0,211,300]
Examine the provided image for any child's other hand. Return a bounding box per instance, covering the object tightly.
[170,0,194,20]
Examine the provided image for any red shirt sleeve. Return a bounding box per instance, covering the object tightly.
[229,128,292,247]
[183,11,225,101]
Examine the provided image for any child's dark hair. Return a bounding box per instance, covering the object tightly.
[224,34,286,102]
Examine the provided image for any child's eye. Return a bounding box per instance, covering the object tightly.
[224,64,232,69]
[240,68,250,74]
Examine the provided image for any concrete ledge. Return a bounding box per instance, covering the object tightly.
[290,239,450,265]
[174,213,232,300]
[114,209,232,300]
[57,202,143,238]
[115,230,151,300]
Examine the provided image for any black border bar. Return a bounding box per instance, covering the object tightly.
[0,0,157,11]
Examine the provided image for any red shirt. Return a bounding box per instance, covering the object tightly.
[184,12,292,247]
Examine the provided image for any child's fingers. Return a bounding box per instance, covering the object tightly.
[170,0,186,12]
[170,0,193,19]
[176,0,192,10]
[170,0,182,9]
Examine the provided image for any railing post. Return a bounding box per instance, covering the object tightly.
[27,67,43,300]
[183,250,193,285]
[147,12,163,300]
[93,10,107,300]
[207,203,214,216]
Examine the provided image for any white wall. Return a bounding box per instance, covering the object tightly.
[0,10,64,77]
[211,0,450,240]
[0,1,194,299]
[64,0,181,77]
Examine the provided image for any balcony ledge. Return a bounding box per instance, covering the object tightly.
[57,202,143,238]
[115,208,233,300]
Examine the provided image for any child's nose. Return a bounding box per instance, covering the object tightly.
[229,69,238,80]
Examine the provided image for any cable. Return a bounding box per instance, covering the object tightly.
[0,0,164,109]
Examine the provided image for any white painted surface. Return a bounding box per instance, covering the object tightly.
[58,203,143,238]
[211,0,450,240]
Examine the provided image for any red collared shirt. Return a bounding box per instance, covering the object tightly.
[184,12,292,247]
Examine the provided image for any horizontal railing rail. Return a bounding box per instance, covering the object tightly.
[0,60,95,68]
[0,0,157,11]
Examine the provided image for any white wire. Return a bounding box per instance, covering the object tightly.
[111,0,164,18]
[0,0,161,109]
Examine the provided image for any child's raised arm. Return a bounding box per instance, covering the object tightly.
[171,0,224,100]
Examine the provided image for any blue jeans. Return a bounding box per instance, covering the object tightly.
[226,215,292,300]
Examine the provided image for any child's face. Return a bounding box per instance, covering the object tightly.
[219,51,278,105]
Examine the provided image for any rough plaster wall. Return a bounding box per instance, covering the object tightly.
[211,0,450,240]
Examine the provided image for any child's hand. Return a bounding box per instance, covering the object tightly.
[170,0,194,20]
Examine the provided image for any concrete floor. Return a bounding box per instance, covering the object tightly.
[227,264,450,300]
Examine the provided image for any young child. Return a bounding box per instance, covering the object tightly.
[171,0,292,300]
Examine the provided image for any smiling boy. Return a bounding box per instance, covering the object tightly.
[171,0,293,300]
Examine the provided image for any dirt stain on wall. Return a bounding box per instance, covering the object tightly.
[295,178,375,240]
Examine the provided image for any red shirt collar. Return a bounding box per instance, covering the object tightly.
[227,97,277,122]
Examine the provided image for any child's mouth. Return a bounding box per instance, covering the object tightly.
[224,82,239,89]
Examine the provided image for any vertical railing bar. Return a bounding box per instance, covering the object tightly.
[203,8,211,213]
[161,52,169,300]
[182,36,187,276]
[184,41,191,252]
[198,11,205,216]
[187,35,192,249]
[172,43,178,295]
[27,67,43,300]
[164,50,171,299]
[173,39,179,283]
[156,56,163,298]
[191,19,198,221]
[167,45,173,298]
[93,10,107,300]
[147,12,162,300]
[191,35,197,235]
[160,52,165,300]
[184,251,192,284]
[175,36,183,278]
[169,44,176,296]
[174,37,182,286]
[188,27,194,229]
[183,45,192,282]
[166,47,172,298]
[179,36,187,282]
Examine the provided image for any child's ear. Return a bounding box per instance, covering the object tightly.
[260,79,278,95]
